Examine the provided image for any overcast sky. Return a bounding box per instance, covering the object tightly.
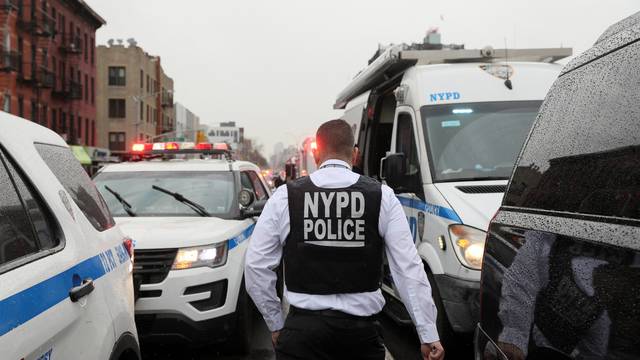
[86,0,637,156]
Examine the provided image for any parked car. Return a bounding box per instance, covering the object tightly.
[93,142,269,353]
[476,11,640,360]
[0,114,139,360]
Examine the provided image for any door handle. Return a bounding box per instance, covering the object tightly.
[69,278,95,302]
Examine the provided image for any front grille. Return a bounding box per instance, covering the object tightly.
[133,248,177,284]
[456,185,507,194]
[184,280,228,312]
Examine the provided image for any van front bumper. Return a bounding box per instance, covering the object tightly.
[433,274,480,333]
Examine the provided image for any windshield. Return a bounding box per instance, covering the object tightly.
[421,101,542,182]
[94,171,236,218]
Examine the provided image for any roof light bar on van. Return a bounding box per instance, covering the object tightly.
[334,45,572,109]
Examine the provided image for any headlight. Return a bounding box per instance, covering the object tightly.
[172,242,228,270]
[449,224,486,270]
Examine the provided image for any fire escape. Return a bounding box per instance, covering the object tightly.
[13,0,56,123]
[51,9,84,144]
[0,1,20,105]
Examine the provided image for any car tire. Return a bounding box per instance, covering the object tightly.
[424,265,456,350]
[228,279,253,355]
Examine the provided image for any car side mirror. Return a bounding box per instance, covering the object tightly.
[241,199,267,218]
[381,153,406,189]
[239,189,255,207]
[381,153,420,194]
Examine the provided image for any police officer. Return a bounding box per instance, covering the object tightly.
[245,119,444,360]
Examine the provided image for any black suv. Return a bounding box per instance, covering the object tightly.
[475,12,640,360]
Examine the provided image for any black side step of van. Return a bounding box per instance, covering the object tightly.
[382,292,413,326]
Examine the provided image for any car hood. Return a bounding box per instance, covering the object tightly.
[115,217,250,249]
[433,181,507,231]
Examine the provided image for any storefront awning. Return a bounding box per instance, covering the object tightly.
[70,146,92,165]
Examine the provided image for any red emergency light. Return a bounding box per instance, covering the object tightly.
[213,143,229,150]
[195,143,213,150]
[132,143,152,152]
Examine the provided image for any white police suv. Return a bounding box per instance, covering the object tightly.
[93,142,269,353]
[0,114,139,359]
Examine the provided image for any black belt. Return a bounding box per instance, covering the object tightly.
[289,305,378,321]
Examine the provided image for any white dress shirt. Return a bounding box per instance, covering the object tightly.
[244,159,439,344]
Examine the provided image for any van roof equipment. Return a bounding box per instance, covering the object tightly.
[334,44,572,109]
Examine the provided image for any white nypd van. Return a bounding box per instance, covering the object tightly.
[93,143,269,353]
[335,37,571,343]
[0,114,139,359]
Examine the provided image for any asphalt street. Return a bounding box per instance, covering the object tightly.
[141,309,472,359]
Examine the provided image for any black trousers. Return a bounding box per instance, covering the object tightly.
[275,307,386,360]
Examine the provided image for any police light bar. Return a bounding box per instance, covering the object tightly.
[130,142,233,159]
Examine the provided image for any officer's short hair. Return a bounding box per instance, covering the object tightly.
[316,119,354,159]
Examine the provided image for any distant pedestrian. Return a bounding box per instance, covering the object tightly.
[245,119,444,360]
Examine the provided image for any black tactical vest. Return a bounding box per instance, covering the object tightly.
[284,175,384,295]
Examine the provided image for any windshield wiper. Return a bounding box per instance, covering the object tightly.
[104,185,136,217]
[151,185,211,217]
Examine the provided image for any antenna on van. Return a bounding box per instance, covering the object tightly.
[504,37,513,90]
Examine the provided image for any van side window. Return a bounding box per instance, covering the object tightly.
[0,153,39,267]
[35,144,114,231]
[505,41,640,220]
[3,151,58,251]
[396,113,420,178]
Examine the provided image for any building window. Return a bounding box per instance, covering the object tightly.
[91,120,95,146]
[84,33,88,63]
[77,116,82,141]
[139,101,143,121]
[139,70,143,89]
[41,104,47,127]
[84,118,89,144]
[146,104,149,123]
[69,114,75,142]
[91,77,95,105]
[51,108,57,132]
[61,112,66,134]
[17,36,23,76]
[108,132,126,151]
[84,74,88,102]
[108,99,126,118]
[3,94,10,113]
[146,75,150,93]
[108,66,126,86]
[90,37,94,65]
[30,99,37,123]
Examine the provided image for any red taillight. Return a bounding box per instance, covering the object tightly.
[195,143,213,150]
[310,141,317,151]
[123,238,134,262]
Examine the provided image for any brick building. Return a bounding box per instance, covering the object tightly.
[96,39,174,159]
[0,0,105,147]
